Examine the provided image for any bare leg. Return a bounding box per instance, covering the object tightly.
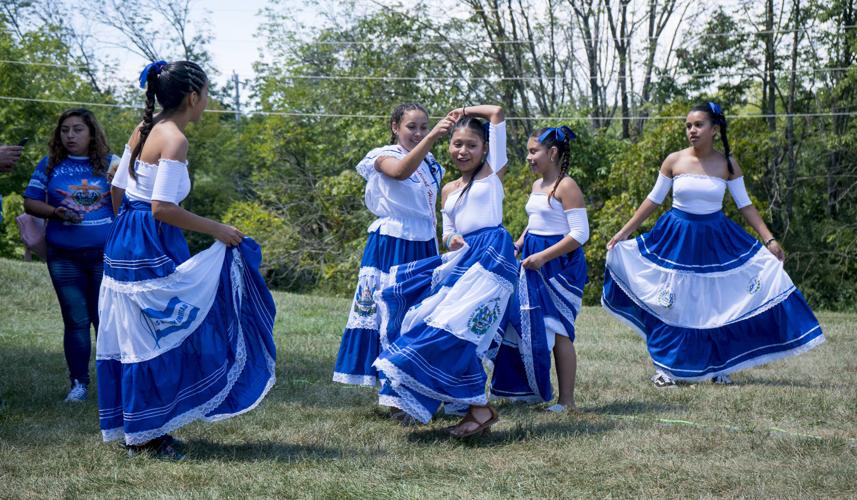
[553,335,577,409]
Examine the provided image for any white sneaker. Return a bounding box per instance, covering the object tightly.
[64,379,88,402]
[711,374,733,385]
[651,371,677,388]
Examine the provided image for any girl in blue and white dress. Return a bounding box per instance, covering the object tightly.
[373,105,515,437]
[333,104,454,395]
[491,126,588,412]
[602,102,823,387]
[97,61,276,458]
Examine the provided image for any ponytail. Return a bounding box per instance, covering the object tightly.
[129,60,209,180]
[720,120,734,176]
[130,66,160,180]
[534,126,575,205]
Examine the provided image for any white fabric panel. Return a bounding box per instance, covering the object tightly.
[646,173,673,205]
[422,262,514,354]
[357,145,442,241]
[111,144,131,190]
[486,121,508,173]
[151,159,191,204]
[671,174,727,214]
[566,208,589,245]
[727,176,753,209]
[442,174,504,235]
[96,242,227,363]
[606,241,795,329]
[525,192,567,235]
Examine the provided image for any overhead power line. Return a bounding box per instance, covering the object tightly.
[1,95,855,121]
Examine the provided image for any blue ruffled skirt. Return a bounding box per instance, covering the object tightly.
[373,225,517,423]
[333,230,437,386]
[96,200,277,445]
[491,234,588,402]
[602,208,823,381]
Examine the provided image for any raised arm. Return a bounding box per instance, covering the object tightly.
[375,114,457,180]
[453,105,504,125]
[607,154,676,250]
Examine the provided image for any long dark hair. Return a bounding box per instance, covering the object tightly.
[47,108,110,176]
[389,103,428,144]
[451,116,490,210]
[130,60,208,179]
[532,126,575,205]
[691,102,734,176]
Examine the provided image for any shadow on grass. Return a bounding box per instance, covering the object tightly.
[404,417,618,448]
[585,399,682,415]
[184,438,372,462]
[736,375,828,389]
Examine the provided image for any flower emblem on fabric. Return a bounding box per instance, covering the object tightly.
[468,298,501,336]
[656,286,675,308]
[747,275,761,295]
[353,275,377,317]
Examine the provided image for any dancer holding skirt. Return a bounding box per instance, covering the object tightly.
[374,105,514,437]
[602,102,823,387]
[97,61,276,458]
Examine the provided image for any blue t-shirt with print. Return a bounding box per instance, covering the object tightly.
[23,155,116,250]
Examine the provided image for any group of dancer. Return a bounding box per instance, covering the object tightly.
[24,58,824,458]
[333,102,825,436]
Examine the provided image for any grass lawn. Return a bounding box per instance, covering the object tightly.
[1,256,855,498]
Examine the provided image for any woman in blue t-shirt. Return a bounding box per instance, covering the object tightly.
[23,108,118,403]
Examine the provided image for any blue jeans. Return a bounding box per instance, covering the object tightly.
[46,245,104,385]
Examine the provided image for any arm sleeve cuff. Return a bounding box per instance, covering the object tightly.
[111,145,131,190]
[727,176,753,209]
[486,121,508,173]
[646,173,673,205]
[150,159,188,204]
[565,208,589,245]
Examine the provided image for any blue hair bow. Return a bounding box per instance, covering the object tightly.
[708,101,723,116]
[538,126,576,144]
[139,60,167,89]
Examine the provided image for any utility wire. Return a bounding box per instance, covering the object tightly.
[1,95,854,121]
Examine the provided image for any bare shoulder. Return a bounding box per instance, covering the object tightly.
[160,132,189,162]
[659,150,683,176]
[557,176,584,208]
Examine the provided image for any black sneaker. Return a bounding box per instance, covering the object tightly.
[711,374,733,385]
[651,372,677,388]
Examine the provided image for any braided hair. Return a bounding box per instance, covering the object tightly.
[389,103,429,145]
[451,116,490,210]
[130,60,208,179]
[691,102,734,176]
[47,108,110,177]
[533,126,575,205]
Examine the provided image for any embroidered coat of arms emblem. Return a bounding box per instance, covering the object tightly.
[467,298,501,336]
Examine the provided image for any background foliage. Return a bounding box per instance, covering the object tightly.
[1,0,855,310]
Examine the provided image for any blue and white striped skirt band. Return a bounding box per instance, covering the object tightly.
[492,234,588,402]
[333,230,436,387]
[373,225,517,423]
[602,208,823,381]
[96,200,276,445]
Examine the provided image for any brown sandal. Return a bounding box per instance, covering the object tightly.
[449,406,498,438]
